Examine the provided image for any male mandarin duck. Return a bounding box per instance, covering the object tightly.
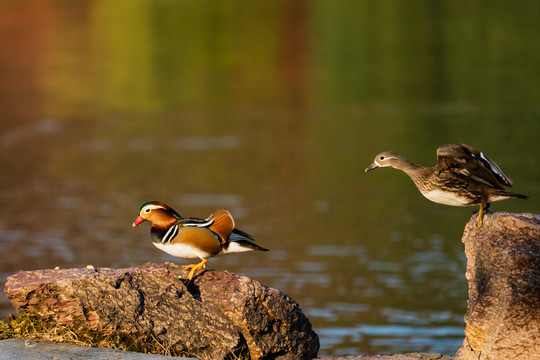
[132,201,268,281]
[365,144,527,226]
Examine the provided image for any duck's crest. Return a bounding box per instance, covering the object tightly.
[140,201,183,219]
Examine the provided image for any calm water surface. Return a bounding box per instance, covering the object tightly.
[1,1,539,357]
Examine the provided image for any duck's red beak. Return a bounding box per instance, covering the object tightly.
[132,215,146,227]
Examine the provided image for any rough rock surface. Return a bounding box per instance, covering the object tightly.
[455,212,540,360]
[4,262,319,360]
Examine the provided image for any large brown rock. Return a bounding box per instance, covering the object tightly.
[455,212,540,360]
[4,262,319,360]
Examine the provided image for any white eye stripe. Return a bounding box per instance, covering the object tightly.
[142,205,166,213]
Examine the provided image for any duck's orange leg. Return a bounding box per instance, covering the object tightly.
[184,258,208,281]
[476,203,485,227]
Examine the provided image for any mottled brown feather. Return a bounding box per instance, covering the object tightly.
[436,143,512,189]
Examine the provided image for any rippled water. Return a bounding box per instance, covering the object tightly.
[1,1,539,357]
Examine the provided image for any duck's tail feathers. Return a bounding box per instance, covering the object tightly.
[492,190,528,202]
[507,192,528,200]
[222,239,269,254]
[229,228,255,242]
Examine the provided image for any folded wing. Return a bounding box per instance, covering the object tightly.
[436,143,513,189]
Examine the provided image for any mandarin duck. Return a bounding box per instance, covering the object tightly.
[132,201,268,281]
[365,144,527,226]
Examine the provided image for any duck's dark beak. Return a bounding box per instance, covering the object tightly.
[365,162,379,172]
[132,215,145,227]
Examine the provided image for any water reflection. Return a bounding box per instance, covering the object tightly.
[317,324,464,355]
[1,1,539,357]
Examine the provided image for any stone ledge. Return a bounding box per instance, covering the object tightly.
[0,339,451,360]
[0,338,192,360]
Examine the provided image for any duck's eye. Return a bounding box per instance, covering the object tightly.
[144,208,151,213]
[379,155,385,161]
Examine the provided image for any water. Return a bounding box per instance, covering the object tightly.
[1,1,539,357]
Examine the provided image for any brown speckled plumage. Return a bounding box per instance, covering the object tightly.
[366,144,527,225]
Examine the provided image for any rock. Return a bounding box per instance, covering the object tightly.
[455,212,540,360]
[4,262,319,360]
[0,340,451,360]
[0,338,190,360]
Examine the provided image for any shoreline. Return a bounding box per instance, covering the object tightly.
[0,338,452,360]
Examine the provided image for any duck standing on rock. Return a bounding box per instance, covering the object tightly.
[133,201,268,281]
[365,144,528,226]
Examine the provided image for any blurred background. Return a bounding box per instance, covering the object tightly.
[0,0,539,357]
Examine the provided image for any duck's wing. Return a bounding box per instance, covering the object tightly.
[436,144,513,189]
[152,216,214,245]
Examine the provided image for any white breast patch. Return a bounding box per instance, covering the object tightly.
[421,190,472,206]
[153,242,211,259]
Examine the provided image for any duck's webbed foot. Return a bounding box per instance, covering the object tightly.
[184,258,208,281]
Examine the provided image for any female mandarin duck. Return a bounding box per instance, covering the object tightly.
[365,144,527,226]
[132,201,268,281]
